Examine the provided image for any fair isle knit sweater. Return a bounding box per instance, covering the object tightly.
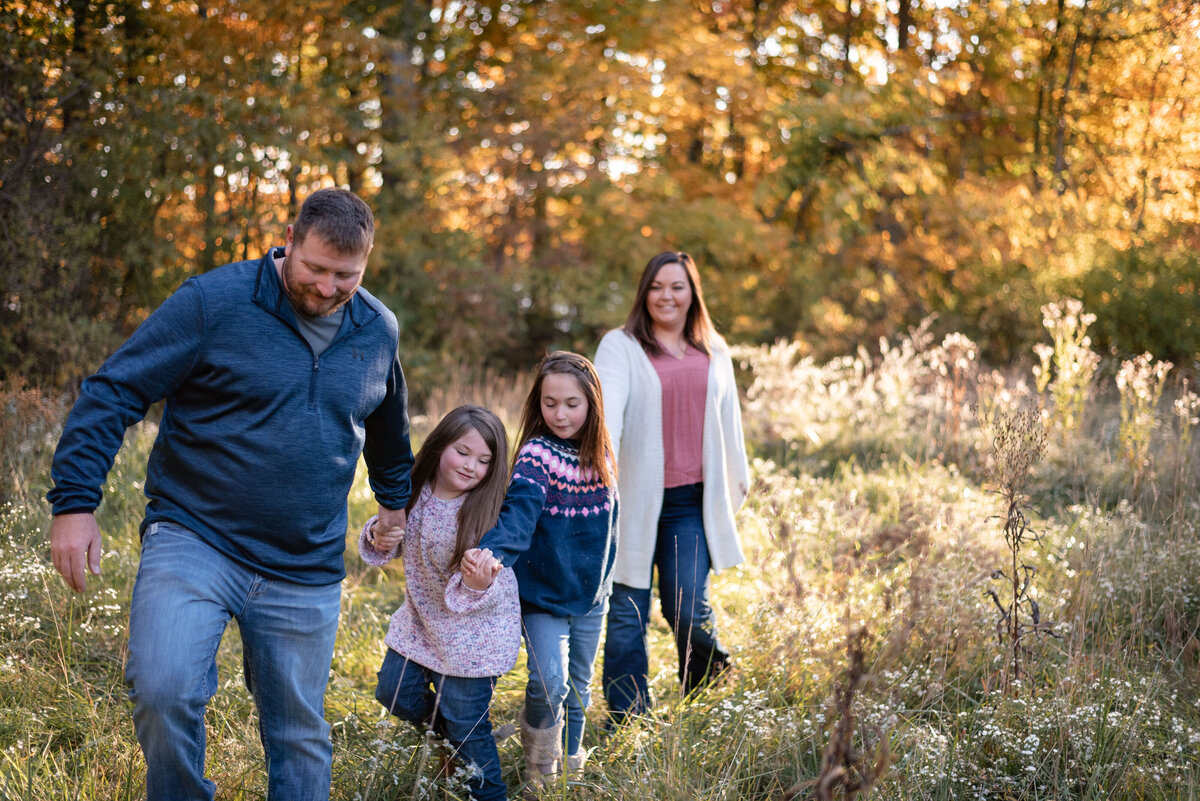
[477,435,618,618]
[359,485,520,678]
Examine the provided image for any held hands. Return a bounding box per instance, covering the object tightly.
[370,505,407,552]
[377,505,407,533]
[369,520,405,552]
[460,547,502,591]
[50,512,103,593]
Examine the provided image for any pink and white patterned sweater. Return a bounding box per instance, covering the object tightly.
[359,485,521,678]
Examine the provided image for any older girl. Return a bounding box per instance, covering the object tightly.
[464,351,617,785]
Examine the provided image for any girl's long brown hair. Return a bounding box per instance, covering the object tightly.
[405,405,509,571]
[623,251,717,357]
[514,351,615,488]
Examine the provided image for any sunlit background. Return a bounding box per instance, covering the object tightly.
[4,0,1198,393]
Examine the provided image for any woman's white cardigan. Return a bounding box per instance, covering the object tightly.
[594,328,750,590]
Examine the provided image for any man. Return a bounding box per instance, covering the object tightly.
[47,188,413,801]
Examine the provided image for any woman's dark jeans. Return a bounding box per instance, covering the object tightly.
[602,483,730,724]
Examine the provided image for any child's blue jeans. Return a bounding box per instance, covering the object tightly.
[375,649,506,801]
[521,603,606,756]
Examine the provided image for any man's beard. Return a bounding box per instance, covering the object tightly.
[282,255,356,318]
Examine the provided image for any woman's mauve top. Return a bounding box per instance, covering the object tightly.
[648,345,710,488]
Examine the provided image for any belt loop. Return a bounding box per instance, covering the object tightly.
[147,522,159,536]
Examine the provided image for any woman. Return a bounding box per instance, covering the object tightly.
[594,251,750,725]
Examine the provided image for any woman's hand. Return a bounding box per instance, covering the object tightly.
[461,547,502,591]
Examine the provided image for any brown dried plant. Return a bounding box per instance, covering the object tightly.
[769,500,808,606]
[781,516,929,801]
[983,404,1057,691]
[1,378,64,504]
[813,625,891,801]
[930,333,979,462]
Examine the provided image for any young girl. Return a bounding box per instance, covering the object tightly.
[360,405,519,801]
[462,352,618,786]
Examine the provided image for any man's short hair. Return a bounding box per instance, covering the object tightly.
[293,188,375,255]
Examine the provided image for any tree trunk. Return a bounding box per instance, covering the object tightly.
[288,36,303,218]
[199,157,218,274]
[1032,0,1067,190]
[376,4,434,201]
[61,0,92,136]
[728,111,745,180]
[897,0,912,53]
[841,0,855,79]
[1134,60,1165,234]
[1051,0,1088,192]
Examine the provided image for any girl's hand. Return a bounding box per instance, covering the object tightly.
[461,547,486,574]
[461,547,501,591]
[370,520,405,552]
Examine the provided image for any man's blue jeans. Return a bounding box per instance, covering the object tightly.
[521,604,605,756]
[375,648,506,801]
[125,522,341,801]
[602,483,730,724]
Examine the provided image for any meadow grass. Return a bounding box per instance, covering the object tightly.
[2,321,1199,799]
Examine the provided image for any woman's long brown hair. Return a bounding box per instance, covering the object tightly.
[623,251,717,356]
[404,405,510,572]
[513,352,615,488]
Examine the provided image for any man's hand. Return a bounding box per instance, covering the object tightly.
[377,505,407,534]
[461,547,501,591]
[370,519,405,552]
[50,512,103,593]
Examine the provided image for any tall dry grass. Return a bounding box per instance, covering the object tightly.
[3,308,1200,799]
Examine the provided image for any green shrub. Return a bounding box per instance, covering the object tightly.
[1078,245,1200,365]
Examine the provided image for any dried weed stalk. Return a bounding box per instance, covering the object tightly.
[1170,380,1200,529]
[983,405,1057,691]
[1032,299,1099,439]
[781,520,928,801]
[769,500,808,605]
[1116,353,1172,493]
[782,625,891,801]
[930,333,979,461]
[824,626,891,801]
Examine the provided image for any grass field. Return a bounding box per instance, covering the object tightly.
[3,318,1199,799]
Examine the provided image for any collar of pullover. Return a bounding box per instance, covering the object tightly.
[251,246,379,331]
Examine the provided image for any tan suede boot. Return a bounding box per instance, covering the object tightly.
[564,748,588,775]
[519,707,563,795]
